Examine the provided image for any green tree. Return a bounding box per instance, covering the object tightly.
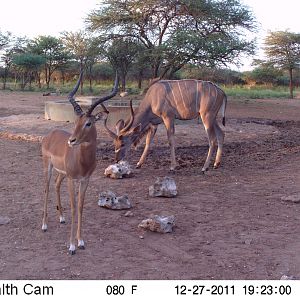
[181,65,245,85]
[12,53,45,90]
[248,59,283,85]
[91,62,114,82]
[264,31,300,98]
[87,0,256,79]
[103,38,141,91]
[29,36,70,89]
[0,30,11,50]
[1,35,28,89]
[61,31,101,93]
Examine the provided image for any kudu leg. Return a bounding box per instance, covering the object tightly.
[77,178,89,250]
[42,159,53,232]
[202,124,217,173]
[213,122,225,169]
[163,117,177,170]
[55,173,66,224]
[136,125,157,168]
[67,178,76,255]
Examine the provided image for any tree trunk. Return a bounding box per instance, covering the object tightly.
[89,64,93,93]
[2,68,8,90]
[138,69,143,89]
[45,65,50,89]
[14,73,17,89]
[29,72,32,89]
[80,61,84,95]
[61,70,65,86]
[121,74,126,92]
[21,73,25,91]
[289,68,293,99]
[38,73,41,89]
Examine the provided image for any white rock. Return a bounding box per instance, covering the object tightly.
[149,177,177,197]
[119,91,129,97]
[138,215,175,233]
[98,190,132,210]
[281,195,300,203]
[280,274,297,280]
[104,161,132,179]
[124,211,134,217]
[0,216,10,225]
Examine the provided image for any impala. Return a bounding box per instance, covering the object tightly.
[104,79,227,172]
[41,71,118,254]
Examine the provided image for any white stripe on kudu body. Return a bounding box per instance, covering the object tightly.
[104,79,227,172]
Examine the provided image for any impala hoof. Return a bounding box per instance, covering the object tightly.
[69,244,76,255]
[213,163,220,169]
[135,164,142,169]
[169,164,179,172]
[41,224,48,232]
[59,216,66,224]
[69,249,76,255]
[201,168,208,174]
[78,240,85,250]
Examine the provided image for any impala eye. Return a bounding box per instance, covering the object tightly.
[86,122,92,127]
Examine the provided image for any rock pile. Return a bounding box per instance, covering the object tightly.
[149,177,177,198]
[98,191,132,210]
[104,161,132,179]
[138,215,175,233]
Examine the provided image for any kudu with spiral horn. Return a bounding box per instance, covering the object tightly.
[104,79,227,172]
[41,71,119,255]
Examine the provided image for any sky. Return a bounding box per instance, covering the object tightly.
[0,0,299,70]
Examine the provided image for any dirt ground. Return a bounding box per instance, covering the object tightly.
[1,90,300,280]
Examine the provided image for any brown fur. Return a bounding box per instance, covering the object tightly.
[106,79,227,172]
[41,73,118,255]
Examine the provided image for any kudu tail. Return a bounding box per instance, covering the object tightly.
[221,93,227,126]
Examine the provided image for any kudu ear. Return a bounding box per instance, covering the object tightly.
[94,103,109,122]
[115,119,125,135]
[131,123,142,134]
[94,112,105,121]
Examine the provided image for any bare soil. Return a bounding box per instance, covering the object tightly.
[1,90,300,280]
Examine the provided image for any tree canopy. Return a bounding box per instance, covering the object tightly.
[12,53,46,90]
[264,31,300,98]
[29,36,70,88]
[0,30,11,50]
[87,0,257,78]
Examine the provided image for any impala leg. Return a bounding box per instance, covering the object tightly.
[67,178,76,255]
[77,178,89,250]
[55,173,66,224]
[213,122,225,169]
[136,125,157,168]
[42,158,52,232]
[163,117,177,171]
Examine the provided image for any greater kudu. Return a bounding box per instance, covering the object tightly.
[104,79,227,172]
[42,71,118,254]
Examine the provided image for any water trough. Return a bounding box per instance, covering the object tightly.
[44,97,139,126]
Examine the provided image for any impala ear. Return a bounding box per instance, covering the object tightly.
[115,119,125,134]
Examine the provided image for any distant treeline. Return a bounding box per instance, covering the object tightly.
[1,62,299,93]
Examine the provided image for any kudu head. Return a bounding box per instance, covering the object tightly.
[103,100,142,162]
[68,71,119,147]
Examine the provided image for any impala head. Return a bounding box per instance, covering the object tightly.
[68,113,100,147]
[103,100,142,162]
[67,70,119,147]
